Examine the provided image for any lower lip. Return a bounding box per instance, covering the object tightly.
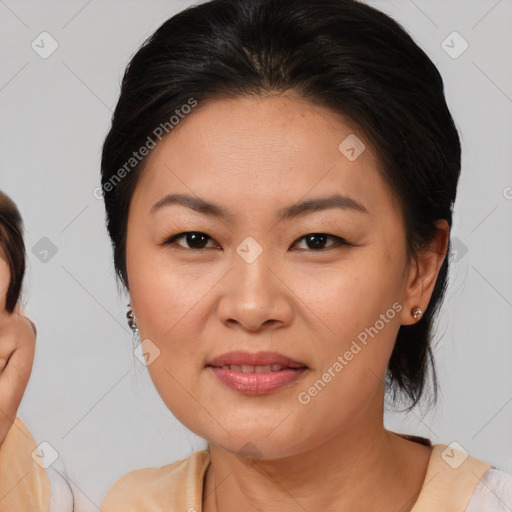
[208,367,307,394]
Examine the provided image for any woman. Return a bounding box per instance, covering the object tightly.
[99,0,512,510]
[0,190,73,511]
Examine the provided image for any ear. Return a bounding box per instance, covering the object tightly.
[400,219,450,326]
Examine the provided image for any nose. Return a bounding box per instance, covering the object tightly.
[217,249,293,332]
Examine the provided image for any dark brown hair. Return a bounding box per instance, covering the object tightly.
[101,0,461,409]
[0,190,26,313]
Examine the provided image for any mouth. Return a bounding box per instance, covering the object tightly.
[213,364,298,373]
[206,351,308,395]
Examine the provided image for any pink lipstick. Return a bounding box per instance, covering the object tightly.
[206,351,308,395]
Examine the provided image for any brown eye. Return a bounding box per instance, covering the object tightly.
[292,233,349,251]
[162,231,218,250]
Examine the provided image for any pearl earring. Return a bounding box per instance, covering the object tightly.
[126,303,138,333]
[411,307,422,320]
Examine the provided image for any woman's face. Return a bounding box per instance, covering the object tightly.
[125,95,443,459]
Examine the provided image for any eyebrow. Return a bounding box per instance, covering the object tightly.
[150,193,368,221]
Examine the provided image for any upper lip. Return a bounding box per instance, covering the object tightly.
[207,351,307,368]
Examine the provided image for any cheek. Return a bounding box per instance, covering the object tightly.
[289,254,403,415]
[291,253,403,344]
[128,240,197,326]
[127,255,212,431]
[130,268,200,344]
[127,247,223,370]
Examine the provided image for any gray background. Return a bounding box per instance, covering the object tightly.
[1,0,511,510]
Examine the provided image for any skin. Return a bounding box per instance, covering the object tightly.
[125,94,449,511]
[0,251,37,446]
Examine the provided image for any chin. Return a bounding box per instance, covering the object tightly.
[198,422,312,462]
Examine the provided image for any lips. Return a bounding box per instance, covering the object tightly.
[206,351,308,395]
[207,351,307,369]
[216,364,289,373]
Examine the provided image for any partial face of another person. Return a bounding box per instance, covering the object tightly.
[125,94,438,459]
[0,251,9,313]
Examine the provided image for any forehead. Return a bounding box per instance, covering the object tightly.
[132,94,396,219]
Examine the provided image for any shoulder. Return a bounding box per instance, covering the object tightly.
[411,443,493,511]
[465,467,512,511]
[0,417,51,512]
[101,449,210,512]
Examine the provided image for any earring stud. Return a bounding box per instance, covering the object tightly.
[126,303,138,333]
[412,307,422,320]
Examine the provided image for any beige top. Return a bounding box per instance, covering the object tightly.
[101,434,494,511]
[0,416,50,512]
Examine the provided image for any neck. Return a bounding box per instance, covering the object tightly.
[203,406,431,512]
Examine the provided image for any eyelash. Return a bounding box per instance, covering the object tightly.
[160,231,353,252]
